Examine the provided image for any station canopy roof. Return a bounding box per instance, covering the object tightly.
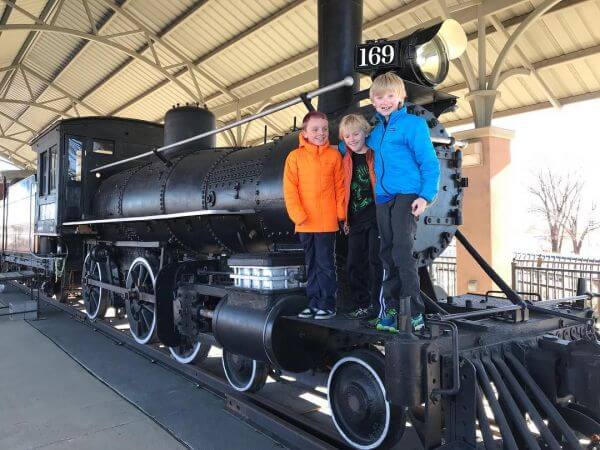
[0,0,598,168]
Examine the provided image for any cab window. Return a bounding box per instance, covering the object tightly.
[92,139,114,155]
[68,137,83,182]
[48,145,57,194]
[39,150,47,196]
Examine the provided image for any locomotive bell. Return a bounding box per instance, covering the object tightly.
[163,105,216,157]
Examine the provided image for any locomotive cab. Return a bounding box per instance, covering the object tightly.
[31,118,164,241]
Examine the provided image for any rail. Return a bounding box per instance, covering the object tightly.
[430,253,600,308]
[429,256,456,296]
[91,77,356,173]
[91,76,467,174]
[8,281,340,449]
[512,253,600,307]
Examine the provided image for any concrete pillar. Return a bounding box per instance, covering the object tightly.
[453,126,515,294]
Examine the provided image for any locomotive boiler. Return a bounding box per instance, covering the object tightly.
[2,0,598,448]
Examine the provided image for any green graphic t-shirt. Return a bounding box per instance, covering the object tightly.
[349,152,375,226]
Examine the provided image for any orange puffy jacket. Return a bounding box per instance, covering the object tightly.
[283,135,346,232]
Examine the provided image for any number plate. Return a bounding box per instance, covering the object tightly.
[355,41,398,71]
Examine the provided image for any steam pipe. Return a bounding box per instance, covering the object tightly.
[505,352,581,449]
[91,76,355,173]
[473,359,519,450]
[482,357,541,450]
[492,355,562,450]
[475,385,496,450]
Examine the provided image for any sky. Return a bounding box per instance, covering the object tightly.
[0,159,17,171]
[450,98,600,257]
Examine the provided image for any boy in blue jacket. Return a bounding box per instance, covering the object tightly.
[340,72,440,333]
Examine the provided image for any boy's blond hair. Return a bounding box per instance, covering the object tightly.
[339,114,371,139]
[369,72,407,102]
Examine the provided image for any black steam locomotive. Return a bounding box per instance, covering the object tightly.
[2,1,599,448]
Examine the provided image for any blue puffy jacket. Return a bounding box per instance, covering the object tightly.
[340,106,440,203]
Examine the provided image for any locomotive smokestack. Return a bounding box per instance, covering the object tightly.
[163,105,216,157]
[317,0,362,115]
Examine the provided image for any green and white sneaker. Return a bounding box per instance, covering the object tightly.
[376,308,400,333]
[375,310,425,333]
[411,313,425,332]
[366,315,380,328]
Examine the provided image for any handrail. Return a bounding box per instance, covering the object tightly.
[91,76,355,173]
[428,319,461,397]
[91,75,468,173]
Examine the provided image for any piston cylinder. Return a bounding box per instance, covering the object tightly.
[212,290,329,372]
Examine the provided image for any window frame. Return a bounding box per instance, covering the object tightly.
[67,136,83,183]
[39,150,48,196]
[91,138,115,155]
[48,145,57,194]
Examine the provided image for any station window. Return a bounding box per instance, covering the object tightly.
[39,150,47,196]
[48,145,57,193]
[92,139,114,155]
[68,137,82,182]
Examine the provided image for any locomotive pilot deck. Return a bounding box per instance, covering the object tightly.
[285,292,595,349]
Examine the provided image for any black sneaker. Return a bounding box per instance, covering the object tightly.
[314,309,336,320]
[347,307,377,320]
[346,307,368,319]
[298,308,316,318]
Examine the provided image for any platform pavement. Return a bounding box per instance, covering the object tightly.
[0,285,283,450]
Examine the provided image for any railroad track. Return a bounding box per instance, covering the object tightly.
[10,281,349,450]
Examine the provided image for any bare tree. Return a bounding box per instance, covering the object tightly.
[529,169,581,253]
[565,200,600,254]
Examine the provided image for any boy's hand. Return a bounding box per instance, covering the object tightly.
[342,223,350,235]
[411,197,428,217]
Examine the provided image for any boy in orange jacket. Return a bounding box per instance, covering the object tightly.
[339,114,382,321]
[283,111,345,319]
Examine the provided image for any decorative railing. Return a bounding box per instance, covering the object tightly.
[512,253,600,303]
[430,252,600,310]
[429,256,457,296]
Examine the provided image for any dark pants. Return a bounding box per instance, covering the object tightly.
[298,232,337,311]
[376,194,424,315]
[347,220,382,310]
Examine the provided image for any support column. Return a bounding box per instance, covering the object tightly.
[453,126,515,294]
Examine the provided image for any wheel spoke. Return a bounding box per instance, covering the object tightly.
[141,303,154,314]
[140,306,153,328]
[89,292,98,312]
[84,259,105,319]
[137,265,144,288]
[126,259,156,342]
[139,308,149,328]
[141,268,150,287]
[136,318,144,336]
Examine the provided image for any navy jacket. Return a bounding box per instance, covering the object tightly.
[340,106,440,203]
